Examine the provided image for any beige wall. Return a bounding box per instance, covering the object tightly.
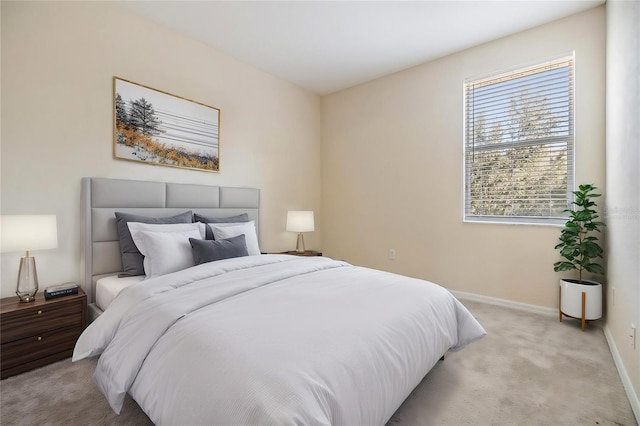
[605,0,640,412]
[321,7,606,308]
[0,1,322,297]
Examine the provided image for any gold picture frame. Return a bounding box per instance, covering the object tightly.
[113,77,220,173]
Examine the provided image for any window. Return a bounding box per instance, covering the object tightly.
[464,55,574,225]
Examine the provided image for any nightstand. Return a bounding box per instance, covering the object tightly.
[0,288,87,379]
[280,250,322,256]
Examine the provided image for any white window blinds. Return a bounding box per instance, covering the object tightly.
[464,55,574,224]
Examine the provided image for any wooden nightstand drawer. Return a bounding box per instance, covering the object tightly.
[1,325,82,371]
[0,299,83,344]
[0,288,87,379]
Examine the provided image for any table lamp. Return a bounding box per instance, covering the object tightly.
[286,211,314,253]
[1,215,58,302]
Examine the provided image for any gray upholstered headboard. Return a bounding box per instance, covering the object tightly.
[81,177,260,308]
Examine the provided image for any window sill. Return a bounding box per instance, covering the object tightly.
[464,217,566,227]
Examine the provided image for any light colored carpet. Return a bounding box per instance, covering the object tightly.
[0,301,636,426]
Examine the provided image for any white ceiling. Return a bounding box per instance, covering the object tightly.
[121,0,604,95]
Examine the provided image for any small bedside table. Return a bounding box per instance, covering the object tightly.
[0,288,87,379]
[280,250,322,257]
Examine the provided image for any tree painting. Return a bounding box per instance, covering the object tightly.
[114,78,220,172]
[128,98,162,137]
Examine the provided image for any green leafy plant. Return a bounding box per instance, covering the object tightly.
[553,184,606,283]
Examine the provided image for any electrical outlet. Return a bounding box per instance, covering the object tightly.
[388,249,396,260]
[631,324,637,349]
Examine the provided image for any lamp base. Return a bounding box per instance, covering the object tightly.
[295,233,306,253]
[16,293,37,303]
[16,255,39,303]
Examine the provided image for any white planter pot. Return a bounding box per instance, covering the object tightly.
[559,279,602,327]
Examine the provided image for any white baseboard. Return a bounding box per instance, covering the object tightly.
[604,326,640,423]
[452,290,639,424]
[451,290,557,317]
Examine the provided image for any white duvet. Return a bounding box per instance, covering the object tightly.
[73,255,486,425]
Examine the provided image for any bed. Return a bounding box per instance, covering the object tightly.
[74,177,486,425]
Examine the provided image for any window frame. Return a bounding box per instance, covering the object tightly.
[463,54,575,226]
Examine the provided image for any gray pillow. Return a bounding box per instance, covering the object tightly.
[115,211,193,277]
[194,213,249,240]
[189,234,248,265]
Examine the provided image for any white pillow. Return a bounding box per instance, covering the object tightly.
[127,222,206,278]
[127,222,206,240]
[136,229,202,279]
[208,221,261,256]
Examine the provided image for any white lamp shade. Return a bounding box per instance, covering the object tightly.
[1,215,58,253]
[286,211,315,233]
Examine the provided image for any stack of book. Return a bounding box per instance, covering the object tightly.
[44,283,79,300]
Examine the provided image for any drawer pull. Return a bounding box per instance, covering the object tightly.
[37,336,42,341]
[37,310,42,315]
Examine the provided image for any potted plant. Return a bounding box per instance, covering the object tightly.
[554,184,606,330]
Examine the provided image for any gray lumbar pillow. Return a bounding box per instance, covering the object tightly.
[193,213,249,240]
[115,211,193,277]
[189,234,248,265]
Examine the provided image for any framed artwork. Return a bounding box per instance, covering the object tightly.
[113,77,220,172]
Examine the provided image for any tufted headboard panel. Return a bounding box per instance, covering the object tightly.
[80,177,259,306]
